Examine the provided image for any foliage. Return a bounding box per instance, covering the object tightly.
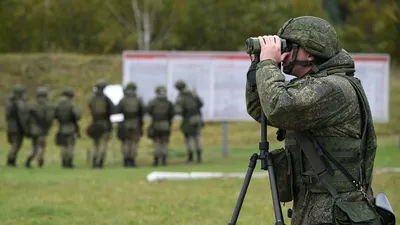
[0,0,398,61]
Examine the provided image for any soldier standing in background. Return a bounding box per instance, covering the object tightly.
[116,82,144,167]
[25,86,55,168]
[86,79,115,168]
[147,85,174,166]
[174,80,204,164]
[4,84,29,167]
[54,87,81,168]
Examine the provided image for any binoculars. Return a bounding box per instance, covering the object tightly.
[245,37,292,55]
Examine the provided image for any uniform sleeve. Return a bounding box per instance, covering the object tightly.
[115,99,123,114]
[146,99,154,116]
[174,95,184,115]
[106,97,117,114]
[72,104,82,121]
[255,59,351,130]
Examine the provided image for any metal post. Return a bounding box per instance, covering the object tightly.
[223,121,228,157]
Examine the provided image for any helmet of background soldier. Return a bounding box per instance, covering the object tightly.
[125,82,137,91]
[155,85,167,96]
[36,86,49,97]
[62,87,75,98]
[94,79,107,90]
[277,16,340,60]
[12,83,25,97]
[174,80,186,91]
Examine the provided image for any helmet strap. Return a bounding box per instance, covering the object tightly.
[283,43,314,74]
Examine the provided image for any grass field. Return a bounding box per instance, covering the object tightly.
[0,54,399,224]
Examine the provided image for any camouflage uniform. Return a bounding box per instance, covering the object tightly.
[174,80,204,163]
[25,86,55,168]
[147,85,174,166]
[246,16,381,225]
[87,79,115,168]
[116,82,144,167]
[4,84,29,166]
[54,87,81,168]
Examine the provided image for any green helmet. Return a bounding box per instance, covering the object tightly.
[95,79,107,89]
[277,16,340,59]
[174,80,186,90]
[12,83,25,95]
[125,82,137,90]
[62,87,75,98]
[36,86,48,97]
[155,85,167,95]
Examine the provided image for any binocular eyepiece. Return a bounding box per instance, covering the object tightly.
[245,37,292,55]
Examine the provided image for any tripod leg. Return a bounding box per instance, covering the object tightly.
[228,153,259,225]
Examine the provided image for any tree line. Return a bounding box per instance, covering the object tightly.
[0,0,398,61]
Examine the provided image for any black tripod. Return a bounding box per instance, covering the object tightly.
[228,113,285,225]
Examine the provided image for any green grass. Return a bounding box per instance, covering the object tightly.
[0,53,399,224]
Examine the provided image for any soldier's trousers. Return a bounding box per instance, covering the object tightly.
[154,135,168,158]
[122,133,140,166]
[184,132,202,163]
[93,132,111,167]
[7,135,23,164]
[60,135,76,164]
[26,136,46,167]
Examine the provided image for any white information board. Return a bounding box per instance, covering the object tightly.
[122,51,390,123]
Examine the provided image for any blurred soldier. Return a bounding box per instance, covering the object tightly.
[86,79,115,168]
[174,80,204,163]
[147,85,174,166]
[54,87,81,168]
[4,84,29,167]
[25,86,55,168]
[116,82,144,167]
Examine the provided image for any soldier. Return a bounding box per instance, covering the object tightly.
[4,84,29,167]
[147,85,174,166]
[25,86,55,168]
[54,87,81,168]
[174,80,204,163]
[245,16,382,224]
[86,79,115,168]
[116,82,144,167]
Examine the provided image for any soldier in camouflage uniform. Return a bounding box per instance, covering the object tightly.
[116,82,144,167]
[246,16,381,225]
[147,85,174,166]
[4,84,29,167]
[25,86,55,168]
[87,79,115,168]
[174,80,204,163]
[54,87,81,168]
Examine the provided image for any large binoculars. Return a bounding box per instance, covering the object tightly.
[245,37,292,55]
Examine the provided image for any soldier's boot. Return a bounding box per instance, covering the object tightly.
[196,150,202,164]
[98,158,104,168]
[38,159,44,168]
[68,158,74,168]
[62,158,67,168]
[25,158,32,168]
[123,158,129,167]
[131,158,136,168]
[92,157,98,168]
[162,154,167,166]
[186,151,193,163]
[7,158,16,167]
[153,156,158,167]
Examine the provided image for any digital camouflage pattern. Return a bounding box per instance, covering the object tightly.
[116,82,144,167]
[246,16,379,225]
[26,86,55,168]
[88,79,115,168]
[147,85,175,166]
[55,87,81,168]
[4,84,29,166]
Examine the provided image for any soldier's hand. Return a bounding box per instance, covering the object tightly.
[258,35,281,63]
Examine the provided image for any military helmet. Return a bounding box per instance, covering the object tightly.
[125,82,137,90]
[174,80,186,90]
[95,79,107,89]
[12,83,25,94]
[277,16,340,59]
[62,87,75,97]
[36,86,48,97]
[155,85,167,94]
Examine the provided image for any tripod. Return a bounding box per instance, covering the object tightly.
[228,113,285,225]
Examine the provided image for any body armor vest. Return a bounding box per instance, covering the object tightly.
[121,97,140,119]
